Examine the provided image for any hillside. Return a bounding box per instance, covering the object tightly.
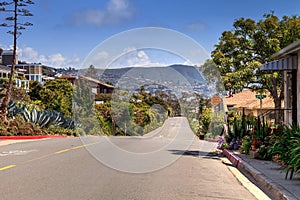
[90,64,205,86]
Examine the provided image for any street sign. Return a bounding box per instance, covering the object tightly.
[255,94,266,99]
[211,95,222,106]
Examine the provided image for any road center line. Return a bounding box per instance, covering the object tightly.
[0,164,16,171]
[71,145,84,149]
[55,149,71,154]
[54,141,101,154]
[83,142,101,147]
[1,141,102,171]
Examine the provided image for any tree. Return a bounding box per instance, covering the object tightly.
[28,80,43,101]
[0,0,34,120]
[199,59,225,95]
[73,79,94,110]
[212,13,300,124]
[199,108,212,134]
[73,79,101,135]
[85,65,98,79]
[39,79,73,117]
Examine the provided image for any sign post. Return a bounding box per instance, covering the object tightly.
[211,95,222,117]
[255,94,266,119]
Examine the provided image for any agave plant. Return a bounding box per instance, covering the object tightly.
[7,101,75,130]
[7,101,23,118]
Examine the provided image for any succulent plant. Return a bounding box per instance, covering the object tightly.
[7,100,75,130]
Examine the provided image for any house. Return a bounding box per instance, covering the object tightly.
[59,74,77,85]
[0,64,26,78]
[1,50,43,83]
[9,63,43,83]
[260,39,300,125]
[78,75,114,95]
[0,64,29,91]
[0,64,11,78]
[225,90,276,123]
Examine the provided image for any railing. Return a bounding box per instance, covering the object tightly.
[260,108,290,126]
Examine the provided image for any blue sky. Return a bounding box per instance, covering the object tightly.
[0,0,300,68]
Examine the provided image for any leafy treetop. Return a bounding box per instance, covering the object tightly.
[211,13,300,124]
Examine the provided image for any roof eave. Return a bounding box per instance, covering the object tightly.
[272,39,300,59]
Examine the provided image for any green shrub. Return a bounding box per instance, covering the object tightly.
[1,116,44,136]
[257,145,272,160]
[289,144,300,177]
[45,125,78,136]
[268,124,300,179]
[221,142,230,149]
[239,136,252,154]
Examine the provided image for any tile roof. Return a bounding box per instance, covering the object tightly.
[79,75,114,88]
[60,74,76,79]
[224,90,278,109]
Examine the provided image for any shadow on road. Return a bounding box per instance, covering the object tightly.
[168,150,221,160]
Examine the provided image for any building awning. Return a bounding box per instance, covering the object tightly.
[260,55,297,71]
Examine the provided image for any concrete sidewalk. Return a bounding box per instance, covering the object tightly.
[223,149,300,200]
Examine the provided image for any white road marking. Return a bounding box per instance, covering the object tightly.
[0,149,37,157]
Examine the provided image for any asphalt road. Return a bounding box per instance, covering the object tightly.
[0,117,257,200]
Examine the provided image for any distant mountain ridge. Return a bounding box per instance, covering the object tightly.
[85,64,205,86]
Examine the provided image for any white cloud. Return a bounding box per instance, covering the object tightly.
[71,0,132,26]
[18,46,39,61]
[110,48,148,67]
[183,60,193,66]
[83,50,110,68]
[47,53,66,67]
[126,50,150,66]
[16,45,81,68]
[111,48,166,68]
[84,47,193,69]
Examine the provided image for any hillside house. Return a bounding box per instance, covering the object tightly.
[59,74,77,85]
[78,75,114,95]
[8,63,43,83]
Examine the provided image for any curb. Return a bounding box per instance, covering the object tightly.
[223,149,298,200]
[223,148,242,167]
[0,135,67,140]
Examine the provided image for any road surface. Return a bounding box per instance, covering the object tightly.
[0,117,257,200]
